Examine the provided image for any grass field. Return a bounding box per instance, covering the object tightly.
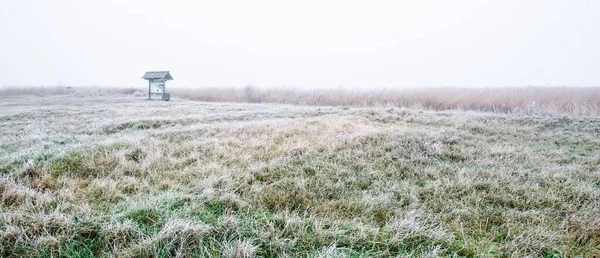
[3,85,600,116]
[1,93,599,257]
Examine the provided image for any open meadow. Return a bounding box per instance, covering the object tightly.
[1,92,599,257]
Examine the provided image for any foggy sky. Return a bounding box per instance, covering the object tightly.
[1,0,599,88]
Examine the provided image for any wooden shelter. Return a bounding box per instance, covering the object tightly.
[142,71,173,101]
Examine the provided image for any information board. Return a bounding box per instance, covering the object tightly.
[150,79,166,93]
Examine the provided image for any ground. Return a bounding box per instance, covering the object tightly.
[0,95,599,257]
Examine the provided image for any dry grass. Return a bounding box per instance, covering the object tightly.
[0,86,142,98]
[172,86,600,116]
[1,94,599,257]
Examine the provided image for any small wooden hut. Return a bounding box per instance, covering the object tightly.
[142,71,173,101]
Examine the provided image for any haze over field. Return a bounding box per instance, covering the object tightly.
[1,0,599,88]
[2,2,600,257]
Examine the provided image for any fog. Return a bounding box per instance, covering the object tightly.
[1,0,599,88]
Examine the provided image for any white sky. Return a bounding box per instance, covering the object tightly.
[1,0,599,88]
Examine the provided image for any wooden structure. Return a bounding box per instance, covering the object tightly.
[142,71,173,101]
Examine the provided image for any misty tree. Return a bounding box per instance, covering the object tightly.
[244,84,259,103]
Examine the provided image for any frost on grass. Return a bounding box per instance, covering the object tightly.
[0,95,599,257]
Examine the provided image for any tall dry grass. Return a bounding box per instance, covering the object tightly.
[172,86,600,116]
[0,86,141,97]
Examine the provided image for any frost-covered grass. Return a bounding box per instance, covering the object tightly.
[1,95,599,257]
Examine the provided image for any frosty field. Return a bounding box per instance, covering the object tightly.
[1,94,599,257]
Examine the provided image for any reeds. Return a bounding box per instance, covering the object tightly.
[172,86,600,116]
